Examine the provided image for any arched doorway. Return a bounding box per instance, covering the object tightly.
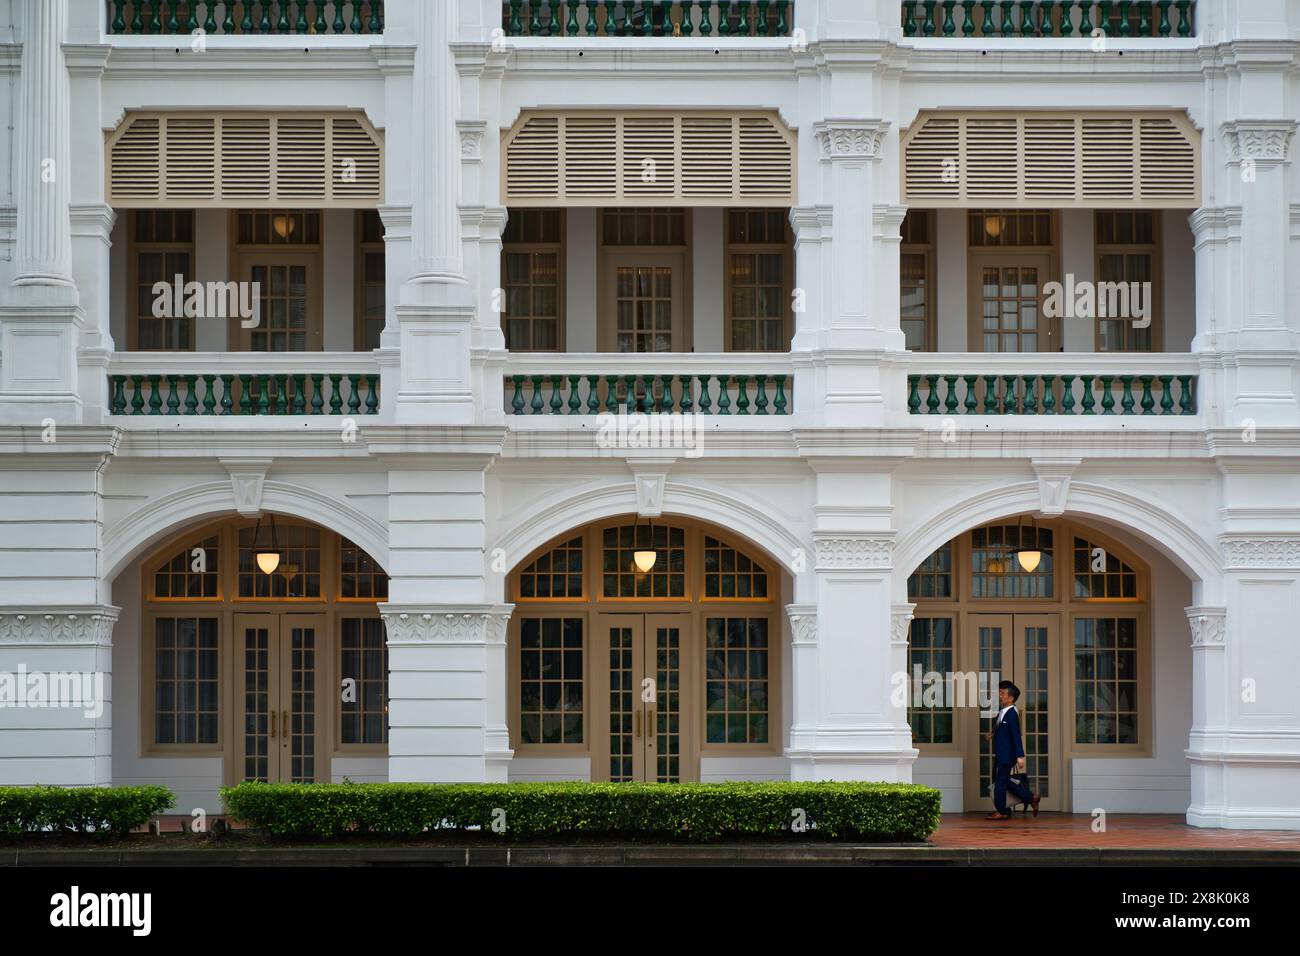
[906,517,1150,813]
[135,515,389,787]
[507,516,783,783]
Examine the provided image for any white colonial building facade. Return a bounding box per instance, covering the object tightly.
[0,0,1298,829]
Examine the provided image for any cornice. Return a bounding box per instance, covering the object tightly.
[104,45,386,79]
[363,426,508,461]
[813,532,895,571]
[63,43,112,76]
[0,426,120,459]
[1220,535,1300,571]
[379,605,513,645]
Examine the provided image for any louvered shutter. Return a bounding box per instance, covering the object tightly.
[107,112,383,207]
[902,111,1199,207]
[503,111,795,206]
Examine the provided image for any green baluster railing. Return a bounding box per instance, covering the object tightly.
[220,375,234,415]
[585,0,600,35]
[775,0,790,34]
[130,376,146,415]
[365,375,379,414]
[1119,375,1135,415]
[111,1,126,34]
[717,375,731,415]
[698,0,714,35]
[529,0,543,36]
[1080,375,1096,415]
[350,0,364,34]
[1176,0,1191,36]
[164,0,179,33]
[944,374,959,414]
[529,375,545,414]
[148,375,164,415]
[1060,374,1076,415]
[568,375,582,414]
[1079,0,1094,34]
[925,374,940,414]
[110,376,127,414]
[1159,375,1174,415]
[908,375,922,413]
[735,375,751,415]
[1157,0,1172,36]
[698,375,713,413]
[757,0,772,37]
[1019,0,1034,36]
[585,375,600,414]
[276,375,290,414]
[754,375,769,415]
[165,374,180,414]
[293,0,309,33]
[774,374,788,415]
[1140,375,1155,415]
[238,374,252,414]
[257,376,272,415]
[370,0,383,34]
[1058,0,1075,36]
[1041,375,1056,415]
[1002,375,1018,414]
[1021,375,1037,415]
[1178,374,1196,414]
[960,0,975,36]
[345,375,361,415]
[922,1,937,36]
[310,374,325,414]
[1099,376,1115,415]
[903,0,919,35]
[963,374,978,413]
[313,0,328,34]
[566,0,581,35]
[333,0,347,33]
[979,1,995,36]
[679,375,694,413]
[1119,1,1133,37]
[184,375,199,415]
[983,375,999,413]
[550,375,564,414]
[290,375,306,414]
[941,0,955,35]
[638,375,653,414]
[329,375,344,414]
[510,375,525,414]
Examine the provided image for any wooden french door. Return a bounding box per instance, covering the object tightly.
[969,253,1054,353]
[965,614,1064,811]
[234,613,325,783]
[600,254,686,353]
[237,252,322,352]
[598,614,694,782]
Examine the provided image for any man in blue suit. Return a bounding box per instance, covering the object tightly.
[986,680,1040,820]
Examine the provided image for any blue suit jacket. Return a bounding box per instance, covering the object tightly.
[993,706,1026,765]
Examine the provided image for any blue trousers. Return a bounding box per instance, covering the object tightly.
[993,762,1034,814]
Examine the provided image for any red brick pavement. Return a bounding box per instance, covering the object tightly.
[930,813,1300,850]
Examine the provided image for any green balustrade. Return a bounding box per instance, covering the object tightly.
[906,369,1199,417]
[109,2,385,35]
[501,1,795,37]
[895,2,1194,38]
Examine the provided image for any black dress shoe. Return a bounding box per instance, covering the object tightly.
[1031,794,1040,818]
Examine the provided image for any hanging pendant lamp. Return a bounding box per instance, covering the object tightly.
[1012,513,1043,574]
[253,513,282,575]
[633,514,658,574]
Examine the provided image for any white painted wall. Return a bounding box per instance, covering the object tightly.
[934,209,966,351]
[1163,210,1197,352]
[193,210,229,352]
[565,208,598,352]
[693,208,725,353]
[1060,208,1095,353]
[323,209,356,352]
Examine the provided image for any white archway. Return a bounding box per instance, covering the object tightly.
[894,480,1221,604]
[103,480,389,589]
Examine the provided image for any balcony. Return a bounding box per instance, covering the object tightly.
[901,1,1195,39]
[502,1,794,38]
[106,1,384,36]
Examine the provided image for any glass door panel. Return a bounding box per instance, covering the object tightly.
[969,253,1053,352]
[601,254,685,353]
[235,613,324,784]
[238,252,321,352]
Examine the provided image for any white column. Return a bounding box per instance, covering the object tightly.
[0,0,83,424]
[393,0,476,423]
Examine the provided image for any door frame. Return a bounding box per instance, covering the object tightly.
[592,612,697,783]
[230,611,328,785]
[962,611,1066,812]
[232,249,324,352]
[966,250,1056,353]
[597,250,691,353]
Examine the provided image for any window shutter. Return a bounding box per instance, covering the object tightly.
[504,111,795,206]
[107,111,383,207]
[903,111,1199,207]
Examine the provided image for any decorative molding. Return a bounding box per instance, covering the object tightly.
[785,604,817,646]
[1222,121,1296,164]
[813,533,895,571]
[1221,536,1300,570]
[379,605,514,645]
[1185,606,1227,647]
[457,121,487,162]
[629,459,674,518]
[220,458,273,517]
[1031,458,1081,517]
[890,603,917,646]
[0,607,118,646]
[814,120,889,161]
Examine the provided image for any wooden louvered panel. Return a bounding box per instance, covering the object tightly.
[219,118,273,201]
[621,116,676,199]
[276,118,328,200]
[680,116,736,199]
[564,116,618,199]
[163,117,217,200]
[506,116,560,200]
[502,110,795,206]
[107,111,383,207]
[1022,118,1078,201]
[902,116,960,201]
[1139,118,1197,201]
[738,116,793,199]
[964,118,1019,201]
[331,118,383,200]
[109,117,161,200]
[902,111,1198,208]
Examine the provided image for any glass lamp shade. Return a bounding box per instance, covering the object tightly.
[984,214,1004,239]
[272,214,297,239]
[1016,550,1043,573]
[633,550,658,574]
[255,551,282,575]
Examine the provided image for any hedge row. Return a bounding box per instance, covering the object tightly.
[222,781,941,842]
[0,785,174,836]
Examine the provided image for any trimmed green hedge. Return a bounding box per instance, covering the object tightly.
[222,781,941,842]
[0,785,174,836]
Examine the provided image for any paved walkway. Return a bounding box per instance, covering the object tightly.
[931,813,1300,850]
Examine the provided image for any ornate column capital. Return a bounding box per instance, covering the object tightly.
[890,603,916,647]
[379,604,513,645]
[1185,606,1226,647]
[0,606,118,646]
[1220,535,1300,570]
[785,604,817,646]
[457,121,487,163]
[1221,120,1297,165]
[813,533,895,571]
[814,120,889,162]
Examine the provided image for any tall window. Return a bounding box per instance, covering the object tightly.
[1073,617,1139,744]
[503,209,564,350]
[153,616,219,744]
[907,617,954,744]
[356,210,386,350]
[1095,210,1158,352]
[518,617,584,744]
[726,208,790,351]
[704,617,769,744]
[900,210,934,351]
[130,210,195,351]
[340,617,388,745]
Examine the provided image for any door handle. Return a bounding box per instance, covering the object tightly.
[634,709,641,739]
[282,710,289,743]
[646,709,655,746]
[269,710,276,739]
